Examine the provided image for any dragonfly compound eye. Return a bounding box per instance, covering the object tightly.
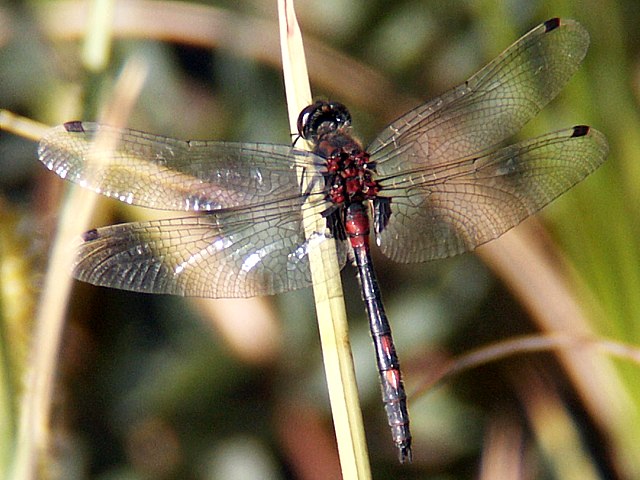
[297,101,352,141]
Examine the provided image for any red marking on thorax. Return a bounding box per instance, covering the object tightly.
[315,130,381,206]
[315,129,382,249]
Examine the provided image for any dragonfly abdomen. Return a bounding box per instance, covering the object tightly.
[345,202,412,463]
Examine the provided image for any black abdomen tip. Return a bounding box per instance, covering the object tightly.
[398,445,412,464]
[544,18,561,32]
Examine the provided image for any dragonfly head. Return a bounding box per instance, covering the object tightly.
[297,101,352,142]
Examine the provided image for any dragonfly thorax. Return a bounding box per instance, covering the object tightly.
[298,101,380,204]
[315,130,380,206]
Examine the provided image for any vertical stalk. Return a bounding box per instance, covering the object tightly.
[278,1,371,477]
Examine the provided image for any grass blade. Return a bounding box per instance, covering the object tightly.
[278,1,371,476]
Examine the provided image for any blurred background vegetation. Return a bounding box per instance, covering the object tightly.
[2,0,640,478]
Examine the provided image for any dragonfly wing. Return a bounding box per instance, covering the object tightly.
[376,126,608,262]
[369,18,590,174]
[38,122,322,211]
[73,200,349,298]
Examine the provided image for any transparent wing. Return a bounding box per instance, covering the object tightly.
[38,121,322,211]
[369,18,590,174]
[73,199,349,298]
[375,126,608,262]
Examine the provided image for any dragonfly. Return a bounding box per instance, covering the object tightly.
[38,18,608,463]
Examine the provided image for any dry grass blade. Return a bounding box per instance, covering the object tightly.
[0,112,49,141]
[478,415,525,480]
[414,332,640,396]
[278,0,370,477]
[477,225,638,465]
[10,55,148,479]
[511,367,602,480]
